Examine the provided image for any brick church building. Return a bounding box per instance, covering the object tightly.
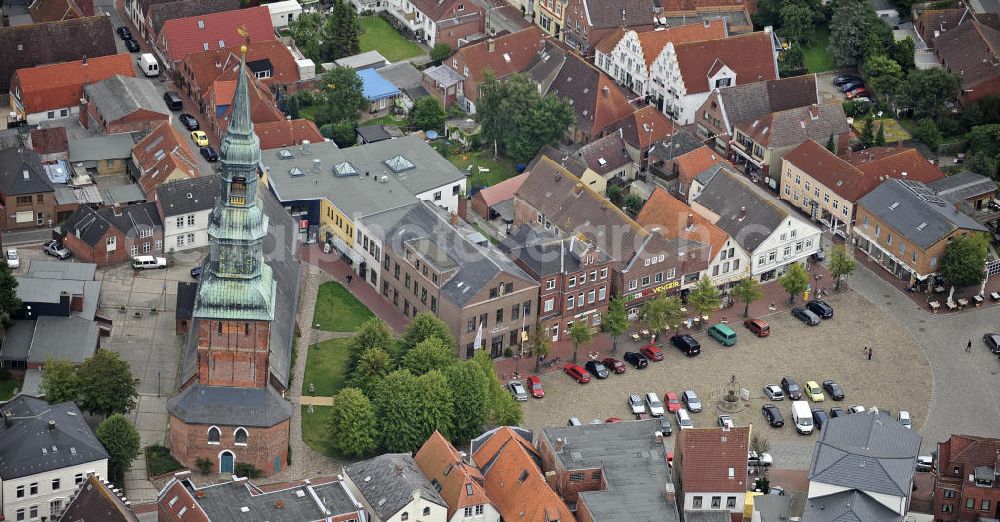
[167,47,298,477]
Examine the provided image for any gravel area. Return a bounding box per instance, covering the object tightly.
[520,290,931,449]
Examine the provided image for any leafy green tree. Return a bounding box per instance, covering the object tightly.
[371,370,424,452]
[287,13,330,64]
[863,54,903,107]
[400,313,454,354]
[606,185,624,206]
[567,320,592,363]
[414,370,453,441]
[350,347,393,394]
[531,321,551,371]
[491,391,523,426]
[687,277,721,322]
[39,359,78,405]
[430,42,452,62]
[96,414,141,483]
[778,263,810,303]
[891,37,916,72]
[968,124,1000,158]
[320,121,357,147]
[829,0,883,66]
[828,245,857,290]
[778,46,806,78]
[320,67,368,124]
[962,96,1000,128]
[478,73,541,158]
[506,95,575,162]
[732,278,763,318]
[445,361,489,440]
[641,295,683,335]
[900,68,961,117]
[471,351,521,426]
[0,260,20,325]
[914,118,942,152]
[751,0,784,29]
[780,3,815,44]
[624,194,644,216]
[348,318,395,371]
[965,152,998,179]
[860,118,875,148]
[327,388,378,457]
[875,121,886,146]
[326,0,361,60]
[940,234,989,288]
[402,337,456,375]
[859,18,894,63]
[77,350,137,417]
[826,134,837,153]
[603,297,629,353]
[409,97,446,131]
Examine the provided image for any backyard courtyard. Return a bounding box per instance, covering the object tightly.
[312,281,375,332]
[360,16,425,62]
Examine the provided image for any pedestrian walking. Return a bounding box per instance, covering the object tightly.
[867,348,873,360]
[346,274,353,285]
[967,339,972,353]
[864,345,869,358]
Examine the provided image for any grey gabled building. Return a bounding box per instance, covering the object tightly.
[342,453,448,522]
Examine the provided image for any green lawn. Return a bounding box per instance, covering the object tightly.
[361,113,407,127]
[360,16,424,62]
[300,405,338,458]
[851,118,912,142]
[440,148,519,189]
[0,377,21,401]
[803,28,836,73]
[302,337,351,398]
[312,281,375,332]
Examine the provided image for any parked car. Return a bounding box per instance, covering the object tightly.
[623,351,648,369]
[602,357,626,373]
[804,381,825,402]
[682,390,702,412]
[675,408,694,429]
[811,248,826,262]
[847,405,866,414]
[791,306,821,325]
[665,391,682,413]
[833,74,861,85]
[840,80,863,92]
[563,364,590,384]
[744,318,770,337]
[163,91,183,111]
[763,384,785,401]
[116,25,132,39]
[43,240,72,259]
[124,38,140,52]
[200,146,219,162]
[640,344,663,361]
[132,255,167,269]
[852,96,872,104]
[508,380,528,401]
[898,410,912,429]
[567,417,582,426]
[748,451,773,467]
[846,88,869,100]
[916,455,933,472]
[806,300,834,319]
[707,323,737,346]
[718,415,734,429]
[627,394,646,415]
[822,380,845,401]
[526,375,544,398]
[829,407,846,418]
[584,360,609,379]
[605,417,622,423]
[812,408,829,430]
[191,266,202,279]
[983,333,1000,354]
[670,334,701,356]
[646,392,665,417]
[191,130,209,147]
[4,248,19,269]
[780,376,802,400]
[762,403,784,427]
[659,416,673,436]
[179,113,200,131]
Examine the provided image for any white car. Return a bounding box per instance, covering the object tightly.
[627,394,645,415]
[718,415,734,429]
[132,255,167,269]
[508,381,528,401]
[748,451,773,467]
[676,408,694,429]
[898,410,912,429]
[763,384,785,401]
[646,392,665,417]
[847,405,866,414]
[4,248,19,269]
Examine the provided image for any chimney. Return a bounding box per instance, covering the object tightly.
[450,213,459,226]
[663,482,676,503]
[82,55,88,65]
[686,213,694,229]
[47,420,56,430]
[274,500,284,509]
[195,490,206,498]
[555,438,565,452]
[704,19,710,28]
[738,206,746,221]
[486,38,495,52]
[764,25,772,34]
[113,203,122,216]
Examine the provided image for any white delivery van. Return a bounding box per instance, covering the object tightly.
[137,53,159,77]
[791,401,814,435]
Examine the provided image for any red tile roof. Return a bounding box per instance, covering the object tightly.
[209,65,285,133]
[28,0,84,22]
[939,434,1000,473]
[415,431,493,520]
[409,0,479,22]
[673,32,777,95]
[14,53,135,113]
[30,126,69,155]
[254,119,324,150]
[476,172,528,208]
[675,145,727,191]
[843,147,946,188]
[456,26,544,85]
[783,139,870,201]
[611,105,676,150]
[133,122,199,196]
[181,40,300,96]
[677,427,750,494]
[158,6,275,62]
[636,20,727,68]
[637,187,729,257]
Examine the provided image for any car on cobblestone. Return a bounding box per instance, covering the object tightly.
[762,404,784,427]
[822,380,845,401]
[508,381,528,401]
[804,381,825,402]
[847,405,866,414]
[748,451,773,467]
[806,300,834,319]
[665,391,682,413]
[791,307,820,325]
[623,351,649,369]
[676,409,694,429]
[898,410,912,429]
[659,417,673,436]
[585,361,610,379]
[829,407,846,418]
[682,390,702,412]
[780,376,803,400]
[763,384,785,401]
[718,415,734,429]
[670,334,701,356]
[526,375,544,398]
[984,333,1000,353]
[628,394,646,415]
[646,392,665,417]
[602,357,626,373]
[812,408,829,430]
[916,455,933,472]
[43,240,72,259]
[744,318,770,337]
[564,364,590,384]
[640,344,664,361]
[5,248,20,269]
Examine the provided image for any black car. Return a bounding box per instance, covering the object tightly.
[179,113,200,131]
[829,407,846,418]
[833,74,861,85]
[762,404,784,427]
[822,379,845,401]
[806,300,833,319]
[200,146,219,162]
[984,333,1000,354]
[659,417,673,436]
[780,376,802,400]
[124,38,140,52]
[190,266,202,279]
[584,361,609,379]
[163,91,183,111]
[812,408,829,430]
[116,25,132,40]
[623,351,649,369]
[670,334,701,356]
[791,306,821,325]
[840,80,864,92]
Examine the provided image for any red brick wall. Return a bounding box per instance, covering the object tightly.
[436,15,484,49]
[63,229,132,266]
[962,77,1000,107]
[168,416,290,477]
[0,192,56,231]
[196,320,272,388]
[536,436,606,504]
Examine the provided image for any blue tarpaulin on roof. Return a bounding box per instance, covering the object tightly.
[358,68,401,101]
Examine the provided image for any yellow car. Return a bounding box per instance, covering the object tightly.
[191,130,209,147]
[804,381,825,402]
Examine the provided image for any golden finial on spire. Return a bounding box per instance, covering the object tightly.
[236,25,249,54]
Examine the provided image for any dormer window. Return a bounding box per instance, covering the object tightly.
[715,77,732,88]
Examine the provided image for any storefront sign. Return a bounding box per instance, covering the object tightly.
[625,280,680,302]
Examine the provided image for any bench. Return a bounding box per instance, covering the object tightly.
[991,292,1000,301]
[974,295,984,307]
[946,301,958,311]
[929,301,940,313]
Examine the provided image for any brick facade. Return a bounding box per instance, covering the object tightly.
[167,417,290,476]
[0,191,55,231]
[932,435,1000,520]
[62,225,164,266]
[195,320,272,388]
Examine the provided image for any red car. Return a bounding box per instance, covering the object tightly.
[564,364,591,384]
[846,87,869,99]
[605,417,622,423]
[665,391,682,413]
[744,318,770,337]
[602,357,626,374]
[640,344,663,361]
[526,375,544,398]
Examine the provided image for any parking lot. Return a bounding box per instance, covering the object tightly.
[520,290,931,447]
[815,71,850,104]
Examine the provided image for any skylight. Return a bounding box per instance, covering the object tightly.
[384,155,415,173]
[289,167,304,177]
[889,202,900,210]
[278,149,294,159]
[916,222,927,231]
[333,161,359,177]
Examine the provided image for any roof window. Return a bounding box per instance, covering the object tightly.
[384,155,415,173]
[333,161,359,177]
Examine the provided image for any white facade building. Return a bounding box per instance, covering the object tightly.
[155,176,219,253]
[344,453,449,522]
[264,0,302,29]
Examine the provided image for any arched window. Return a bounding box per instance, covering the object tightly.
[208,426,221,444]
[234,427,248,445]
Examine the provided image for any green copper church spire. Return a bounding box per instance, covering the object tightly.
[193,44,276,321]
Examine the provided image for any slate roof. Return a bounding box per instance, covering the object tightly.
[609,105,676,150]
[539,419,680,522]
[0,15,117,92]
[68,134,136,162]
[716,75,818,128]
[649,126,708,164]
[637,187,729,257]
[506,225,614,277]
[13,53,135,114]
[377,61,424,92]
[168,476,360,522]
[181,40,300,96]
[176,281,196,321]
[692,164,789,252]
[546,45,635,137]
[676,427,749,494]
[927,170,997,202]
[583,0,658,29]
[29,127,69,156]
[673,32,777,95]
[577,131,633,175]
[0,395,108,480]
[0,146,54,195]
[166,384,292,427]
[414,431,493,520]
[154,175,220,217]
[930,17,1000,89]
[254,119,324,150]
[345,453,447,521]
[84,74,168,124]
[802,489,902,522]
[64,201,162,247]
[856,179,988,249]
[454,26,544,85]
[526,144,588,178]
[737,103,849,149]
[0,316,99,365]
[147,0,239,39]
[917,8,965,46]
[157,6,275,62]
[58,473,139,522]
